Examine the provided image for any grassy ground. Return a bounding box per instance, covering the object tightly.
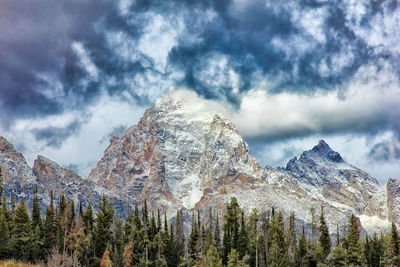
[0,260,43,267]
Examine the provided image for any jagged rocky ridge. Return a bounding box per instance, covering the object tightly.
[0,137,131,213]
[0,95,399,233]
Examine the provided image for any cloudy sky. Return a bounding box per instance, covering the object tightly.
[0,0,399,183]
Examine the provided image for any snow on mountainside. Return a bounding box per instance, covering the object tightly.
[283,140,387,220]
[88,92,265,217]
[1,92,399,233]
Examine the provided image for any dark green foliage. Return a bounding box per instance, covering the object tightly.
[94,195,114,259]
[84,203,94,235]
[44,191,56,252]
[331,244,346,266]
[11,199,33,261]
[205,244,222,267]
[248,208,259,266]
[227,249,247,267]
[295,225,308,267]
[318,206,331,261]
[31,187,41,230]
[188,212,200,260]
[268,210,290,267]
[237,211,248,258]
[112,216,124,267]
[369,233,383,267]
[175,209,185,258]
[3,190,400,267]
[346,214,363,266]
[287,211,297,263]
[222,197,241,263]
[0,207,10,258]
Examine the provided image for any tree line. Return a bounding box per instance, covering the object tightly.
[1,167,400,266]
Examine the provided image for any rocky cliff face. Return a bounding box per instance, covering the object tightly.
[87,95,392,233]
[387,178,400,223]
[0,139,130,213]
[284,140,387,219]
[88,95,265,217]
[32,155,130,213]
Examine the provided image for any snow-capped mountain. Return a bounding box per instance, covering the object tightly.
[1,93,399,233]
[88,94,265,218]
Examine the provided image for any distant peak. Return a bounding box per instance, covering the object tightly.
[312,140,332,153]
[310,140,344,163]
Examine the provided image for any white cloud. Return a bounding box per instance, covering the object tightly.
[138,13,183,71]
[3,93,147,177]
[227,63,400,139]
[71,41,99,81]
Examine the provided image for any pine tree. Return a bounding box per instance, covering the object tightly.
[261,211,270,267]
[331,244,347,266]
[31,186,42,231]
[223,197,241,263]
[94,195,115,259]
[123,211,134,245]
[237,211,248,259]
[287,211,297,263]
[227,249,247,267]
[0,208,10,258]
[175,209,185,258]
[188,212,200,260]
[166,222,179,267]
[318,206,331,261]
[113,216,124,267]
[205,244,223,267]
[11,199,33,261]
[44,191,56,252]
[2,195,11,222]
[268,210,289,267]
[84,203,94,235]
[248,208,259,267]
[346,214,362,266]
[295,225,307,267]
[383,222,400,266]
[131,204,145,265]
[369,233,383,267]
[71,217,91,266]
[32,224,44,261]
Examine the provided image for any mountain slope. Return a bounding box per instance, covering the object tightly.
[88,94,265,217]
[284,140,387,219]
[87,94,391,233]
[0,93,397,233]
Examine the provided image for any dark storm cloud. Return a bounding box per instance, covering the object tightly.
[0,0,148,126]
[1,0,399,151]
[31,121,81,148]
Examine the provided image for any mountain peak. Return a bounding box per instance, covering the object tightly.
[0,136,28,164]
[309,140,344,163]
